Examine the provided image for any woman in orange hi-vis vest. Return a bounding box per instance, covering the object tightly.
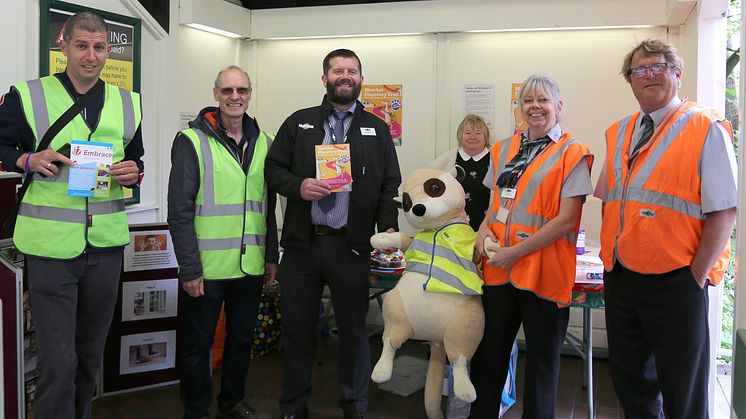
[469,75,593,419]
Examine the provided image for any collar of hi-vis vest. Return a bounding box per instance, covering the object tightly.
[607,99,708,220]
[494,132,579,231]
[191,128,268,250]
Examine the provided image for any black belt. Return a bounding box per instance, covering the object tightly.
[313,225,346,236]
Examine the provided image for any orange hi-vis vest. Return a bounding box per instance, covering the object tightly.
[599,100,733,284]
[484,132,592,306]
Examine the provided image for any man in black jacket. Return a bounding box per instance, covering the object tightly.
[266,49,401,419]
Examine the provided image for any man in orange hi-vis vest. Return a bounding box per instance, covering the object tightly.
[595,39,736,419]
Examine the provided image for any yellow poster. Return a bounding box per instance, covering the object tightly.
[361,84,403,146]
[511,83,527,135]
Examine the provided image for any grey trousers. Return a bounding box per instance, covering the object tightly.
[26,250,122,419]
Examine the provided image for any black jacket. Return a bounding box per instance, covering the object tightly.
[266,96,401,251]
[167,107,279,282]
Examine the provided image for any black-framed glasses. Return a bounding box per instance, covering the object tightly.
[218,86,252,96]
[629,63,677,78]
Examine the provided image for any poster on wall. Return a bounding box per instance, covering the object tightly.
[40,0,142,205]
[511,83,528,136]
[123,230,178,272]
[121,279,179,322]
[464,84,495,130]
[361,84,403,146]
[119,330,176,375]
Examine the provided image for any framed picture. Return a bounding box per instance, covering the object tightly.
[39,0,142,205]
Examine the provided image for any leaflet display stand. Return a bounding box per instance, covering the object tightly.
[100,223,183,395]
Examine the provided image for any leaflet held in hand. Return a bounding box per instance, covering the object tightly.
[315,144,352,192]
[68,140,113,197]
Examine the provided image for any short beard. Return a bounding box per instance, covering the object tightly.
[326,80,361,105]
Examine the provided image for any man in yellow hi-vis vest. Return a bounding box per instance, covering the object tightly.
[0,12,144,419]
[168,65,278,419]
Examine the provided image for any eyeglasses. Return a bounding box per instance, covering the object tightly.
[629,63,677,78]
[217,86,252,96]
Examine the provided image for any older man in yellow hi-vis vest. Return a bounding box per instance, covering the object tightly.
[168,65,278,419]
[595,39,737,419]
[0,12,143,419]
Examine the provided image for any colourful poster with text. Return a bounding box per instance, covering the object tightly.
[361,84,403,146]
[511,83,527,136]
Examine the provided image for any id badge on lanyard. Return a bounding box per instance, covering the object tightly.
[496,188,515,223]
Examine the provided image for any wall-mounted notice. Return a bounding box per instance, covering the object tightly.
[119,330,176,375]
[464,84,495,130]
[123,230,177,272]
[121,279,179,322]
[361,84,403,146]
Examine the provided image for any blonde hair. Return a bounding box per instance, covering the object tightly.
[456,114,490,148]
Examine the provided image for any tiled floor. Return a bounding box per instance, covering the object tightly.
[91,334,631,419]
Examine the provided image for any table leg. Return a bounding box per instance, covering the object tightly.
[584,307,594,419]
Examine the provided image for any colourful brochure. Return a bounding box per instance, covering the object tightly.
[315,144,353,192]
[68,140,113,197]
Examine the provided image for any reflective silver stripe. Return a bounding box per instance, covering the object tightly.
[243,234,266,246]
[88,199,125,215]
[611,116,632,189]
[195,203,244,216]
[511,138,578,226]
[406,261,432,276]
[263,131,273,147]
[625,188,705,219]
[630,106,705,186]
[195,129,216,205]
[406,261,478,295]
[33,167,70,182]
[410,237,480,275]
[408,238,431,255]
[18,202,85,223]
[247,200,263,213]
[496,136,512,173]
[27,79,51,141]
[606,187,623,202]
[120,88,136,145]
[198,234,266,251]
[198,237,242,251]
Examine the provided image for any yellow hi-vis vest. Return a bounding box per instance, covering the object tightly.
[180,128,273,279]
[13,76,141,259]
[405,222,483,295]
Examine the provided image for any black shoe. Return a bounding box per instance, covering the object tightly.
[215,400,270,419]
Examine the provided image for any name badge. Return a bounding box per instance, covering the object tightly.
[360,127,376,136]
[496,206,509,223]
[500,188,517,199]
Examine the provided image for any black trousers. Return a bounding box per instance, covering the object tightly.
[180,277,263,419]
[26,251,122,419]
[604,263,709,419]
[469,283,569,419]
[278,233,371,416]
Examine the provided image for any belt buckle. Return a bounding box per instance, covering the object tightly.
[314,225,328,235]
